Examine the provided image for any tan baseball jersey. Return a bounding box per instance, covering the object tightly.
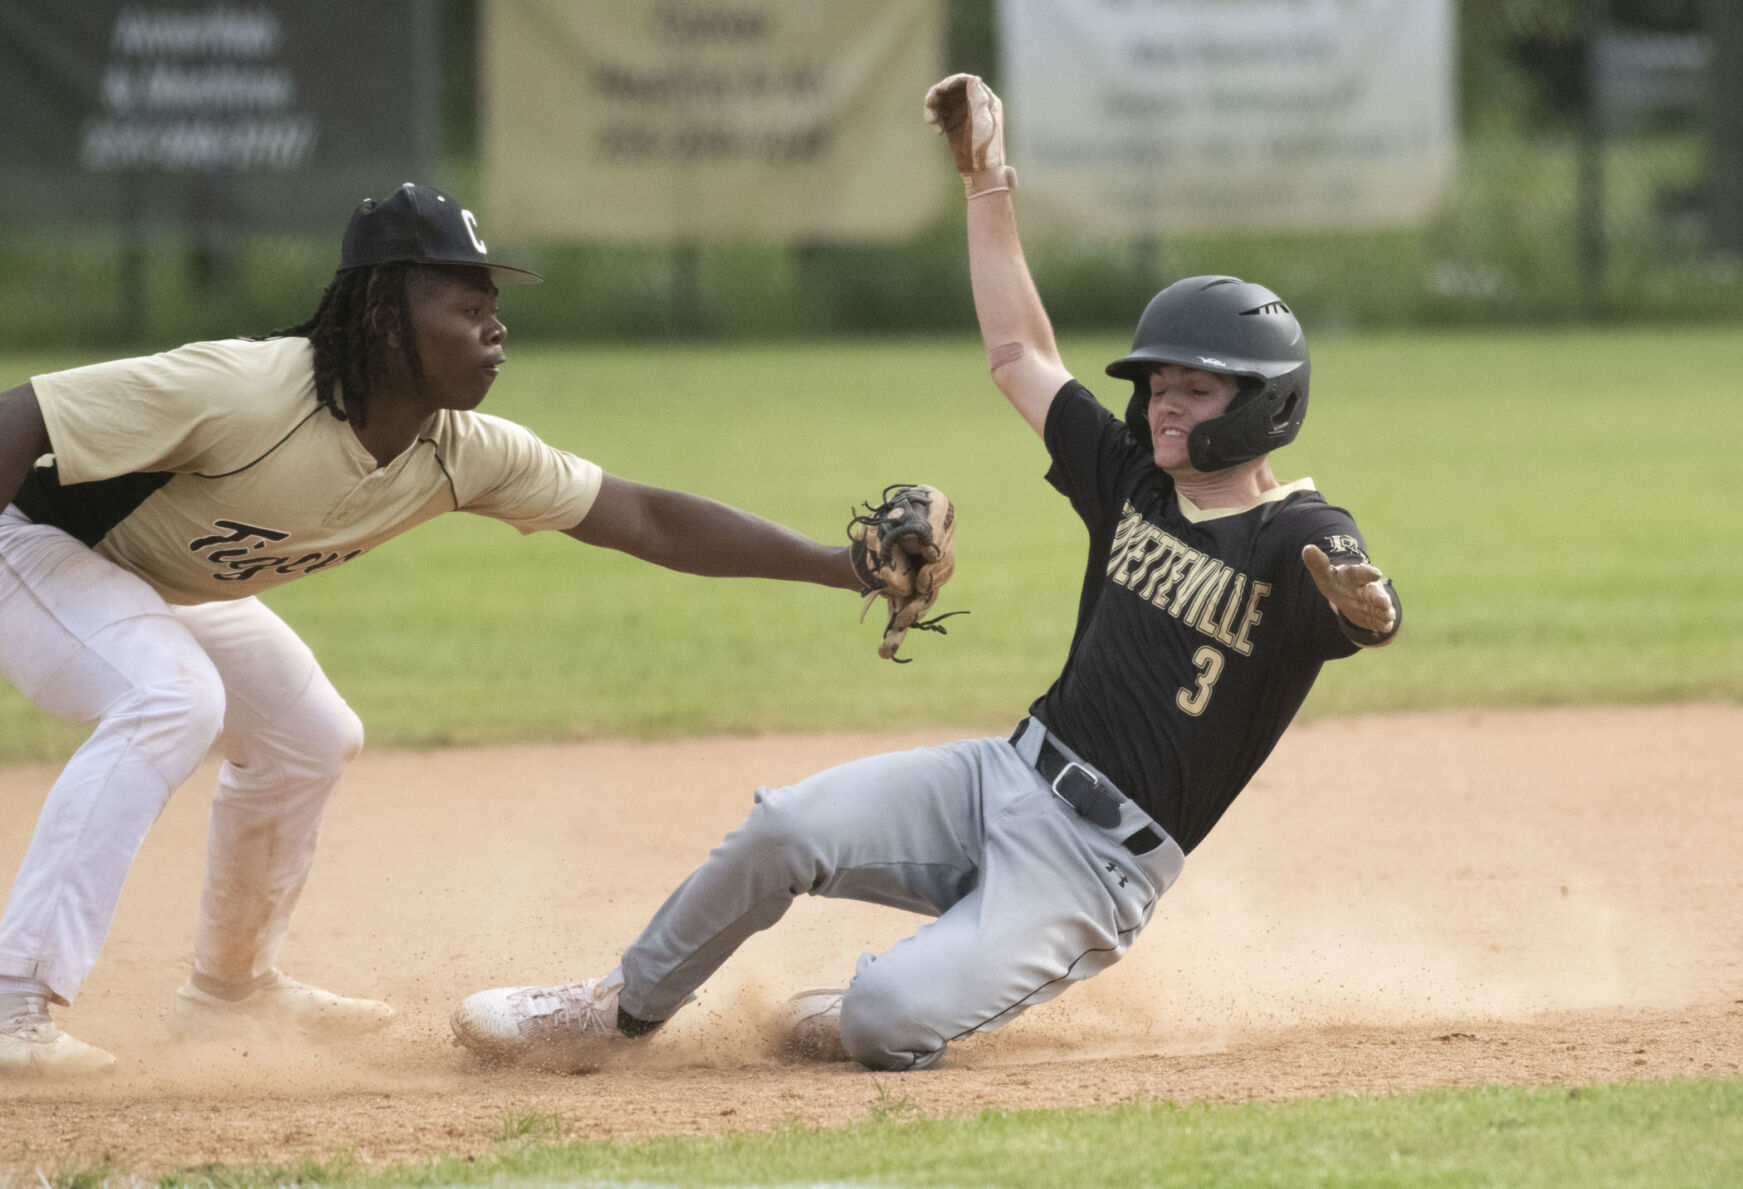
[23,337,602,605]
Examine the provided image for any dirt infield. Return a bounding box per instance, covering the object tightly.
[3,705,1741,1175]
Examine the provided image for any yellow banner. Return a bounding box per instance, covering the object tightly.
[483,0,947,241]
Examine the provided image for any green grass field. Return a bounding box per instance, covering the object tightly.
[3,325,1738,762]
[4,327,1740,1187]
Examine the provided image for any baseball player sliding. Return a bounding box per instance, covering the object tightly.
[450,74,1402,1072]
[0,183,947,1078]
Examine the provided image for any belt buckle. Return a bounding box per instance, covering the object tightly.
[1049,760,1094,805]
[1050,761,1123,829]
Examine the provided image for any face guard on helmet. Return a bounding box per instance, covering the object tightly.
[1105,275,1310,472]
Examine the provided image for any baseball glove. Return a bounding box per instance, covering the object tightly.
[847,483,963,662]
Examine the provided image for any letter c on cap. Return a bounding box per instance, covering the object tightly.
[461,209,487,254]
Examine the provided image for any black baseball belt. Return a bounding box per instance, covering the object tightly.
[1011,720,1164,856]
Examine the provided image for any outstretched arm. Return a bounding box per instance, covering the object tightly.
[925,74,1072,437]
[564,474,860,590]
[0,383,49,510]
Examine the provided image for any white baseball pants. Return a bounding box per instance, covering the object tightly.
[0,506,362,1003]
[617,718,1186,1070]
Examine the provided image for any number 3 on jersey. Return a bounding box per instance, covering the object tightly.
[1176,645,1225,716]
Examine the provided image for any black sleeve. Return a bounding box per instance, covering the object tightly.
[1315,520,1402,648]
[1281,503,1401,659]
[1041,380,1152,528]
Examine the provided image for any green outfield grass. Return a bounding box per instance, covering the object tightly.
[52,1076,1740,1188]
[3,326,1737,763]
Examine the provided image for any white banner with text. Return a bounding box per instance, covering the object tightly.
[1000,0,1455,235]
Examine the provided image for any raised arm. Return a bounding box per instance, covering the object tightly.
[924,74,1073,437]
[563,473,860,590]
[0,383,50,510]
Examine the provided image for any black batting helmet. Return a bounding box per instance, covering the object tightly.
[1105,275,1310,471]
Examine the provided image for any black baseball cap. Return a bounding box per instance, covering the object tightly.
[339,182,542,284]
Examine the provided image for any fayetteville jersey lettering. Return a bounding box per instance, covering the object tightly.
[1030,381,1377,854]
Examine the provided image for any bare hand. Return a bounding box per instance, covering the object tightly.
[923,73,1011,190]
[1302,544,1397,635]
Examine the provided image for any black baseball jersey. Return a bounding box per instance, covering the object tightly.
[1030,380,1393,853]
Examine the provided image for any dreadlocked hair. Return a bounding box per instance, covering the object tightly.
[257,262,426,429]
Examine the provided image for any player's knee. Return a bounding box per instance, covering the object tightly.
[838,967,947,1072]
[104,663,227,782]
[734,787,822,869]
[250,684,364,786]
[302,698,365,774]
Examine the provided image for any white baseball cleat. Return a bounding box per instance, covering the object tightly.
[0,993,119,1079]
[451,974,646,1071]
[167,969,395,1042]
[774,987,848,1063]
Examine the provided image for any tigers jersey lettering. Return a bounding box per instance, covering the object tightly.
[28,338,603,604]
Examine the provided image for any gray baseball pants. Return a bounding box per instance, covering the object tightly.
[617,716,1185,1070]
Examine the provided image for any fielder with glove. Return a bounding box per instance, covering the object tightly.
[0,180,951,1078]
[452,74,1400,1073]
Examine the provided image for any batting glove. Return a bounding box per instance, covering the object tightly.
[924,73,1017,199]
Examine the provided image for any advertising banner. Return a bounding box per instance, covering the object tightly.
[0,1,437,233]
[483,0,948,241]
[1000,0,1456,235]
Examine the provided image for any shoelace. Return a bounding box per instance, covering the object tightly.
[516,983,615,1041]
